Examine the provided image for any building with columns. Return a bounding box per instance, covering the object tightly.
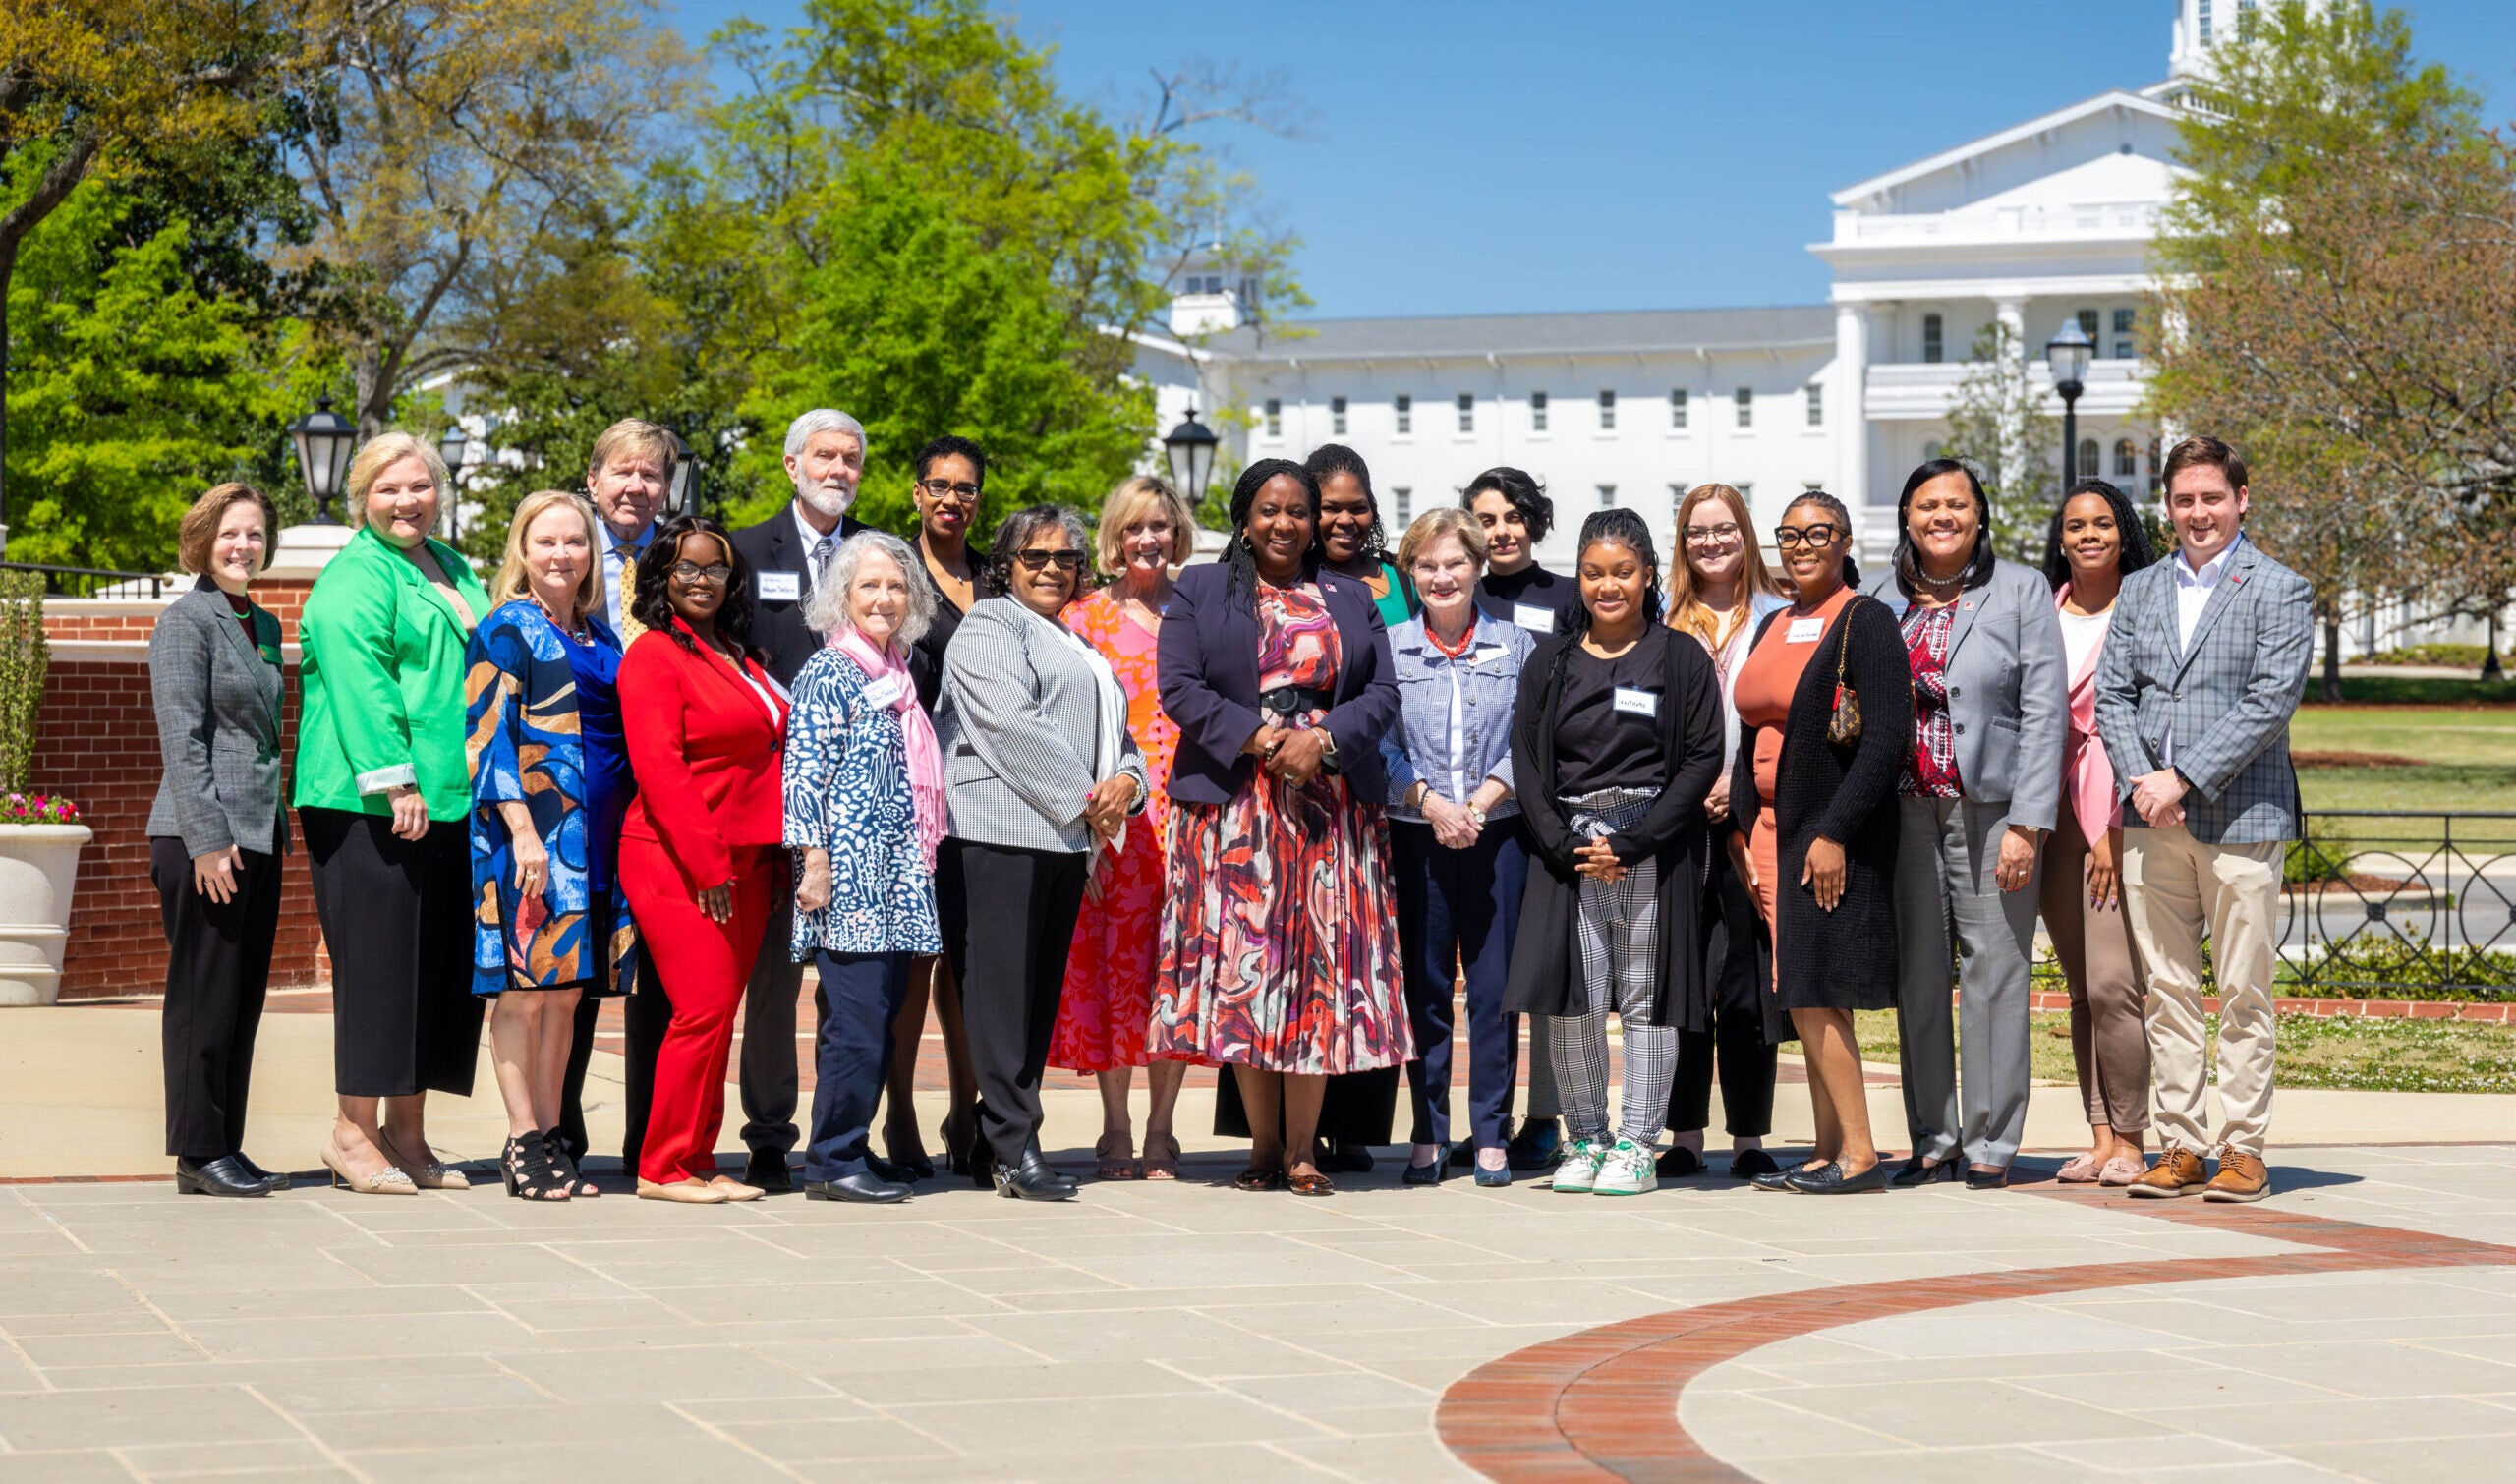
[1137,2,2296,570]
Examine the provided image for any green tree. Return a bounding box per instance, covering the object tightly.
[1939,319,2058,561]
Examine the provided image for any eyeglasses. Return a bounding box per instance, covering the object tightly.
[1014,549,1087,573]
[918,479,982,503]
[668,561,733,584]
[1772,524,1843,550]
[1683,522,1742,544]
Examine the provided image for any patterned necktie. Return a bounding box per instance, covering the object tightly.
[810,534,835,590]
[613,542,646,645]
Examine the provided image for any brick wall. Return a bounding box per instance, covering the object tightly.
[33,582,328,1000]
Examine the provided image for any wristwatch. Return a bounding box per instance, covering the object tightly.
[1467,803,1488,829]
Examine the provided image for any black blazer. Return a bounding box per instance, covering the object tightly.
[906,532,988,713]
[1502,627,1724,1028]
[1727,596,1912,1016]
[729,505,871,686]
[1156,560,1400,808]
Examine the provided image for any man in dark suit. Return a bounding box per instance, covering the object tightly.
[725,407,872,1191]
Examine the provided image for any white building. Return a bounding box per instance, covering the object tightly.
[1136,2,2289,573]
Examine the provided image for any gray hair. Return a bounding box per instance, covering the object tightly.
[982,504,1091,594]
[782,408,868,461]
[806,530,934,652]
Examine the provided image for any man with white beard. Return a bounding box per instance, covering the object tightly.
[726,408,873,1191]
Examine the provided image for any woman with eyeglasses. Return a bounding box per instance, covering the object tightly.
[936,505,1148,1200]
[884,435,991,1181]
[617,516,791,1203]
[1861,458,2069,1191]
[1154,459,1406,1197]
[1729,491,1910,1194]
[2039,478,2158,1186]
[1659,484,1789,1181]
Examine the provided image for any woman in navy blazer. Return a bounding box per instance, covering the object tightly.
[1151,459,1406,1196]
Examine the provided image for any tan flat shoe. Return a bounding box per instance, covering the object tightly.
[321,1145,416,1196]
[708,1175,764,1202]
[377,1133,469,1191]
[638,1178,727,1204]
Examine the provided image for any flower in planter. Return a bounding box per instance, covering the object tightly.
[0,792,81,826]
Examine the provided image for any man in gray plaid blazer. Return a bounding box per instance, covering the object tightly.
[2093,436,2313,1203]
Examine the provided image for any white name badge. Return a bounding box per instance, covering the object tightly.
[1513,602,1555,634]
[1471,645,1510,665]
[858,675,904,710]
[758,571,802,603]
[1613,686,1659,718]
[1786,617,1823,643]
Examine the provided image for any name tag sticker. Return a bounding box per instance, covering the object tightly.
[1471,645,1510,665]
[1613,687,1659,718]
[1786,617,1823,643]
[758,571,802,603]
[858,675,904,710]
[1513,602,1555,634]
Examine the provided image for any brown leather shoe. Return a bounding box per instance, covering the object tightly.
[2203,1145,2270,1203]
[2125,1146,2207,1198]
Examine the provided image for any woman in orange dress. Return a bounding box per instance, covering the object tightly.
[1051,476,1199,1180]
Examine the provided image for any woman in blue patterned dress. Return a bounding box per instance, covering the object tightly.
[467,489,637,1201]
[783,532,946,1204]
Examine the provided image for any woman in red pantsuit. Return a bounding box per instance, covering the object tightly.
[617,516,792,1204]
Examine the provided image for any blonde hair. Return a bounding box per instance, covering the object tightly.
[343,433,450,532]
[490,489,604,617]
[1094,474,1197,575]
[587,418,678,482]
[177,483,279,576]
[1667,483,1783,649]
[1397,507,1488,575]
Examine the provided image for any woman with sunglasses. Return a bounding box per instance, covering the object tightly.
[1154,459,1406,1197]
[1729,492,1910,1194]
[617,516,791,1203]
[935,506,1147,1200]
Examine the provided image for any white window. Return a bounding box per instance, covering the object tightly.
[1531,390,1549,432]
[1922,313,1944,364]
[1457,392,1473,434]
[2078,437,2100,477]
[1596,484,1617,508]
[1669,484,1686,526]
[2114,438,2139,478]
[1669,388,1687,429]
[1394,486,1413,523]
[1735,387,1753,428]
[1330,395,1346,435]
[1597,389,1616,430]
[1805,383,1823,427]
[1395,394,1411,435]
[2237,0,2256,42]
[1923,439,1942,462]
[1264,398,1282,438]
[2200,0,2213,46]
[2112,308,2138,360]
[2077,309,2100,345]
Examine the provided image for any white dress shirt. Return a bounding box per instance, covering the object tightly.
[599,520,656,634]
[793,504,843,596]
[2172,535,2243,654]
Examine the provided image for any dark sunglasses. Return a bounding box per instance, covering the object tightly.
[1014,549,1087,573]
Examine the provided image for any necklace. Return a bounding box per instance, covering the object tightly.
[531,593,590,643]
[1426,614,1476,659]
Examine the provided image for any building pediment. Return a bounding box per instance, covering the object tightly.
[1829,90,2183,219]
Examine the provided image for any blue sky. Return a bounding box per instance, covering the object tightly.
[662,1,2516,318]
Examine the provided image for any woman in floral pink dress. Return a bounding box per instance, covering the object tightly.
[1052,476,1198,1179]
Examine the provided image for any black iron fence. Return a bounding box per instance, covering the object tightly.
[0,561,170,599]
[2274,811,2516,997]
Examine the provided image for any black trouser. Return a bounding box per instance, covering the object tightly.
[806,950,911,1182]
[149,836,281,1160]
[617,962,673,1169]
[940,838,1089,1170]
[739,881,827,1159]
[300,808,481,1098]
[1667,844,1776,1139]
[554,940,652,1165]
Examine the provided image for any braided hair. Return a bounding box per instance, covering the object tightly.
[1222,458,1322,616]
[1559,507,1667,648]
[2040,478,2157,592]
[1302,443,1391,567]
[1781,488,1861,591]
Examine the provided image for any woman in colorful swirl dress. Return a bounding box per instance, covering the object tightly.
[466,489,637,1201]
[1152,458,1407,1197]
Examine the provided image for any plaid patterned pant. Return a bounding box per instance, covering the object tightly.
[1549,791,1677,1146]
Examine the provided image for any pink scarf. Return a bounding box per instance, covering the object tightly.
[832,626,947,870]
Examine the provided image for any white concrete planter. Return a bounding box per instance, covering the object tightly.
[0,823,91,1006]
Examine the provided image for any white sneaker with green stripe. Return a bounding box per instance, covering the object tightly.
[1590,1138,1658,1197]
[1552,1138,1609,1193]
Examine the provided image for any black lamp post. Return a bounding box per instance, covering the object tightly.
[2046,319,2092,486]
[435,425,470,542]
[1161,404,1219,505]
[665,429,698,516]
[287,397,359,525]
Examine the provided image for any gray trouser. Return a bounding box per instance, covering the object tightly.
[1894,795,2039,1168]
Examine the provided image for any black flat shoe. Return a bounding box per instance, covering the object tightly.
[1749,1164,1802,1191]
[1890,1156,1961,1188]
[228,1153,289,1191]
[806,1170,912,1204]
[995,1149,1077,1201]
[1785,1161,1888,1194]
[1315,1140,1373,1174]
[1730,1148,1780,1180]
[1656,1146,1706,1179]
[1965,1167,2011,1190]
[175,1155,274,1197]
[1506,1120,1563,1171]
[743,1152,794,1195]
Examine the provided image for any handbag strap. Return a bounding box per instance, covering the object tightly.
[1832,595,1865,685]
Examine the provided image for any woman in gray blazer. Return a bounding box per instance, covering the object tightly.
[1864,459,2068,1188]
[147,484,291,1198]
[936,504,1147,1201]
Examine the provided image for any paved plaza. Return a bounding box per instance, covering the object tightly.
[3,1009,2515,1481]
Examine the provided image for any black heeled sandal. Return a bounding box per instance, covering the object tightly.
[501,1135,569,1201]
[540,1131,598,1197]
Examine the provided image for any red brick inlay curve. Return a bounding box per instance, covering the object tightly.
[1436,1186,2516,1482]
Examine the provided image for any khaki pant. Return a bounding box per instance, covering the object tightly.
[2119,823,2282,1157]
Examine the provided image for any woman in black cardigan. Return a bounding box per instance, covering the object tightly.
[1503,509,1725,1198]
[1727,490,1911,1194]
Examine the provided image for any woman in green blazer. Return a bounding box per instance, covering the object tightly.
[295,432,492,1195]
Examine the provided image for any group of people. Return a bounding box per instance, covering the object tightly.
[144,407,2312,1207]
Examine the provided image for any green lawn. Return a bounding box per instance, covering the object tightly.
[2289,705,2516,826]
